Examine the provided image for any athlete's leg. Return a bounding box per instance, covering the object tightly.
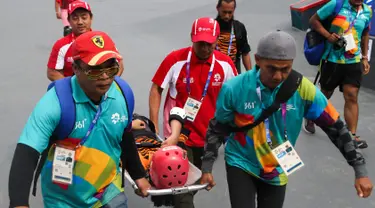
[341,63,367,148]
[343,84,359,134]
[257,179,287,208]
[226,164,257,208]
[61,9,70,27]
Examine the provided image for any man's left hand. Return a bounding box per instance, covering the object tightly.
[362,59,370,75]
[135,178,151,198]
[161,136,179,147]
[355,177,373,198]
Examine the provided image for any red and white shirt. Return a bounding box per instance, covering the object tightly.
[47,33,75,77]
[152,46,238,147]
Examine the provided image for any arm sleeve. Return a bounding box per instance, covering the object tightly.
[317,0,337,21]
[9,90,60,207]
[241,24,251,54]
[121,131,146,180]
[9,144,40,207]
[300,78,367,178]
[47,41,65,70]
[151,51,178,89]
[201,83,235,173]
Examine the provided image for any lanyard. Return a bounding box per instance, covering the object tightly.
[185,50,216,101]
[216,24,234,55]
[75,94,107,149]
[256,87,288,148]
[344,8,362,34]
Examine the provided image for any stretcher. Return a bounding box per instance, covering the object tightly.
[124,134,208,196]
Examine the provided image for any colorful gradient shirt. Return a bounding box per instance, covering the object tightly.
[18,76,130,207]
[214,69,339,186]
[318,0,372,64]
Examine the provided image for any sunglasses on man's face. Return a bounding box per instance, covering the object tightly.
[76,64,119,80]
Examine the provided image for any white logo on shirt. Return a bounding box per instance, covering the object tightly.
[75,119,87,129]
[212,73,222,86]
[111,113,128,124]
[244,102,256,110]
[278,104,297,111]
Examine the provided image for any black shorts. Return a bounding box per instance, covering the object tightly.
[319,61,363,92]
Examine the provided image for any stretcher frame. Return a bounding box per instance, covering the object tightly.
[124,134,208,196]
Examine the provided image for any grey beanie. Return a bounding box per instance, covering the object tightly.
[256,30,297,60]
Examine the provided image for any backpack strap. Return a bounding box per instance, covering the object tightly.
[333,0,344,16]
[32,77,76,196]
[51,77,76,139]
[232,69,303,132]
[114,76,135,131]
[113,76,135,188]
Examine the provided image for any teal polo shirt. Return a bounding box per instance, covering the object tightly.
[18,76,130,208]
[216,68,340,186]
[317,0,372,64]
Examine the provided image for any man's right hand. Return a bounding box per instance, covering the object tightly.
[56,11,61,19]
[327,33,341,43]
[200,173,216,191]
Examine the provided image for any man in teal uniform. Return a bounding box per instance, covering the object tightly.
[8,31,150,208]
[200,30,373,208]
[304,0,372,149]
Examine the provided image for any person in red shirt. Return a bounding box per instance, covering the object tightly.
[48,0,124,81]
[55,0,75,36]
[149,17,238,208]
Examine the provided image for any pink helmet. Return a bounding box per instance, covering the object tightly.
[149,145,189,189]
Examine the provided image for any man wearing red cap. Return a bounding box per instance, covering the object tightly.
[149,17,238,207]
[9,31,150,208]
[47,0,124,82]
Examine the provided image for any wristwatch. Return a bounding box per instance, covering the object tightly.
[362,55,368,60]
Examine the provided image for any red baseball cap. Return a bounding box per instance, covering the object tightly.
[68,1,91,15]
[191,17,220,44]
[71,31,122,66]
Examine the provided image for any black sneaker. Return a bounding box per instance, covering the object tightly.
[354,136,368,149]
[303,119,315,134]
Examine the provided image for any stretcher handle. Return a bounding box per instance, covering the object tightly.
[147,184,209,196]
[124,171,208,195]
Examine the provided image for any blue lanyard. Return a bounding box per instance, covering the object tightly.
[216,24,234,55]
[75,95,107,148]
[256,87,288,148]
[186,50,216,101]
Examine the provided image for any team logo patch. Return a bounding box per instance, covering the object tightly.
[92,35,104,48]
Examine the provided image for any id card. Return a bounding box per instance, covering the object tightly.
[52,146,75,185]
[271,141,304,176]
[183,97,202,122]
[343,33,356,52]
